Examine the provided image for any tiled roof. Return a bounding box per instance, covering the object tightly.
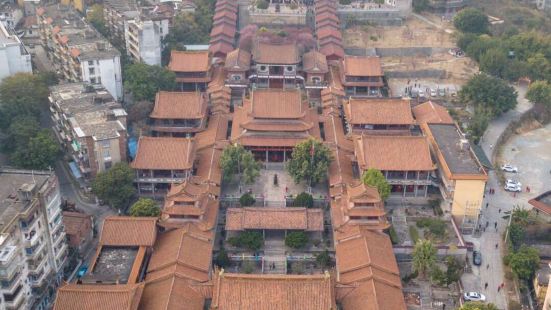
[99,217,157,247]
[131,137,195,170]
[53,283,145,310]
[168,51,210,72]
[339,278,407,310]
[529,191,551,215]
[315,12,340,24]
[209,41,235,57]
[195,114,229,150]
[317,27,342,40]
[211,271,337,310]
[302,50,329,73]
[151,91,207,120]
[225,207,324,231]
[250,89,304,119]
[213,10,237,21]
[210,24,236,38]
[252,42,300,65]
[343,56,383,77]
[346,183,381,204]
[319,43,345,59]
[354,135,435,171]
[147,226,213,282]
[412,101,454,124]
[139,273,205,310]
[224,48,251,71]
[344,98,414,125]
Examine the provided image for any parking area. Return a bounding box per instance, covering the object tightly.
[387,78,461,99]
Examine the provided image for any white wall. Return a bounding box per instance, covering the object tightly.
[80,56,123,101]
[0,31,32,82]
[139,20,161,65]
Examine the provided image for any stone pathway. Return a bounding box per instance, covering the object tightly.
[264,237,286,274]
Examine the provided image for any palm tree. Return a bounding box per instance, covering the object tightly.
[412,239,437,278]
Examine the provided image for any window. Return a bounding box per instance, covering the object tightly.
[90,77,96,84]
[97,77,101,84]
[232,75,241,81]
[89,67,95,75]
[100,140,110,148]
[259,65,267,71]
[286,66,293,72]
[312,77,321,84]
[88,60,94,65]
[102,149,110,158]
[104,161,112,169]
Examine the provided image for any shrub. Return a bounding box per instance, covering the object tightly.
[293,192,314,208]
[215,248,230,267]
[285,231,309,249]
[240,193,256,207]
[389,226,399,245]
[409,226,420,243]
[229,231,264,250]
[416,218,446,236]
[242,261,255,274]
[256,0,269,9]
[316,250,331,268]
[291,261,305,274]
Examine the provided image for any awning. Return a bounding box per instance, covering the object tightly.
[68,161,82,179]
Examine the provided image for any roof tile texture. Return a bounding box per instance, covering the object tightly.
[99,217,157,247]
[151,91,207,120]
[131,137,195,170]
[345,98,414,125]
[343,56,383,77]
[168,51,210,72]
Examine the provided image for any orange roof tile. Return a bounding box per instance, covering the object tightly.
[151,91,207,120]
[252,42,300,65]
[338,278,407,310]
[344,98,414,125]
[209,41,235,57]
[139,273,206,310]
[53,283,144,310]
[354,135,434,171]
[315,12,340,24]
[168,51,210,72]
[250,89,304,119]
[412,101,454,124]
[99,217,157,247]
[319,43,345,59]
[346,183,381,204]
[211,271,337,310]
[343,56,383,77]
[317,27,342,40]
[195,114,229,150]
[131,137,195,170]
[224,48,251,71]
[213,10,237,21]
[225,207,324,231]
[302,50,329,73]
[210,24,236,38]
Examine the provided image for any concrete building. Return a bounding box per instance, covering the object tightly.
[49,83,128,179]
[537,0,551,10]
[0,169,68,310]
[61,211,93,254]
[37,5,123,100]
[124,6,171,65]
[425,0,469,12]
[0,21,32,82]
[104,0,139,42]
[0,2,23,29]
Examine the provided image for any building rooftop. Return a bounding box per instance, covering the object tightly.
[224,48,251,71]
[90,246,139,284]
[426,124,485,176]
[412,101,454,124]
[53,282,144,310]
[131,137,196,170]
[529,191,551,215]
[0,169,51,232]
[99,216,158,247]
[344,98,414,125]
[342,56,383,77]
[62,211,92,236]
[302,50,329,73]
[139,273,205,310]
[225,207,324,231]
[252,41,300,65]
[0,21,23,46]
[250,89,304,119]
[168,51,210,72]
[150,91,207,120]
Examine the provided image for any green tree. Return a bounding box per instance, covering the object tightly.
[0,73,49,128]
[412,0,428,12]
[2,115,40,153]
[526,80,551,109]
[459,302,499,310]
[430,266,447,286]
[236,231,264,251]
[361,168,391,200]
[293,192,314,208]
[453,8,490,34]
[459,73,517,117]
[239,193,256,207]
[287,138,333,184]
[92,162,136,210]
[503,60,529,82]
[124,63,176,102]
[444,256,463,286]
[285,231,309,249]
[129,198,160,217]
[256,0,269,9]
[467,108,491,144]
[480,48,508,78]
[316,250,331,268]
[527,53,551,82]
[220,144,261,184]
[506,245,540,280]
[412,239,437,278]
[508,223,525,250]
[86,4,108,36]
[215,248,230,267]
[12,130,59,170]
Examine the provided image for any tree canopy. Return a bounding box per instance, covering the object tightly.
[459,73,517,117]
[526,80,551,109]
[459,302,499,310]
[86,4,108,37]
[239,193,256,207]
[287,138,333,184]
[129,198,160,217]
[11,130,59,170]
[361,168,391,200]
[220,144,261,184]
[293,192,314,208]
[228,231,264,251]
[453,8,490,34]
[285,231,309,249]
[123,63,176,102]
[506,245,540,280]
[92,162,136,210]
[0,73,49,128]
[412,239,437,278]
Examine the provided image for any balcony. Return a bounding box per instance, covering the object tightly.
[25,239,45,260]
[24,230,41,248]
[0,246,18,267]
[3,284,24,309]
[55,242,67,260]
[0,259,20,280]
[0,271,22,295]
[28,254,47,275]
[29,267,48,287]
[53,231,66,248]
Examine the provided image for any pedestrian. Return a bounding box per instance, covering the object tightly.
[495,243,498,249]
[486,221,489,228]
[486,202,489,208]
[501,282,505,288]
[498,208,501,213]
[494,222,497,228]
[498,286,501,292]
[486,264,489,269]
[485,282,488,289]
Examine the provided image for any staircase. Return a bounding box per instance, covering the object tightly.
[264,238,286,274]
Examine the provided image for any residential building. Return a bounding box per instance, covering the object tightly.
[131,137,196,197]
[343,98,414,135]
[0,21,32,82]
[353,135,436,197]
[37,5,123,100]
[0,169,68,310]
[231,89,320,162]
[150,91,208,137]
[0,2,23,29]
[250,41,303,89]
[340,55,385,97]
[537,0,551,10]
[103,0,139,42]
[61,211,93,254]
[125,6,171,65]
[421,123,488,232]
[529,191,551,223]
[49,83,128,179]
[168,50,212,91]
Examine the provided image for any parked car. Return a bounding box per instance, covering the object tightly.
[430,88,437,97]
[463,292,486,302]
[472,251,482,266]
[438,88,446,97]
[501,164,518,173]
[418,89,426,98]
[504,184,522,192]
[506,179,522,187]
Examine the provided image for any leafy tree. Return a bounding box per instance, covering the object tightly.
[36,71,60,87]
[293,192,314,208]
[444,256,463,286]
[467,108,491,144]
[453,8,490,34]
[361,168,391,200]
[506,245,540,280]
[287,138,333,184]
[508,223,525,250]
[0,73,49,128]
[412,0,428,12]
[503,60,529,82]
[465,36,501,62]
[412,239,437,278]
[526,53,551,82]
[87,4,108,36]
[220,144,261,184]
[430,266,447,286]
[526,80,551,109]
[256,0,269,9]
[242,261,255,273]
[123,63,176,102]
[459,302,499,310]
[129,198,160,217]
[480,48,508,78]
[459,73,517,117]
[316,250,331,268]
[456,33,480,52]
[285,231,309,249]
[239,193,256,207]
[92,162,136,210]
[231,231,263,251]
[2,115,40,153]
[12,130,59,170]
[215,248,230,267]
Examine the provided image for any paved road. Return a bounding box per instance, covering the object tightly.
[462,85,533,309]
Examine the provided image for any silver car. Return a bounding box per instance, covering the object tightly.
[501,164,518,173]
[463,292,486,302]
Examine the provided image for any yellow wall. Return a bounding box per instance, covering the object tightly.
[73,0,84,13]
[451,179,486,220]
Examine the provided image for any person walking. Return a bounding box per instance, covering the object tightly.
[486,202,489,208]
[494,222,497,229]
[485,282,488,290]
[497,286,501,292]
[486,264,489,269]
[495,243,499,249]
[498,208,501,213]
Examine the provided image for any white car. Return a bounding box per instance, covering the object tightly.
[418,89,426,98]
[463,292,486,302]
[430,88,437,97]
[501,164,518,173]
[506,179,522,187]
[504,184,522,192]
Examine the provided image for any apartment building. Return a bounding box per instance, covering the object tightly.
[0,169,68,310]
[37,4,123,100]
[0,2,22,29]
[104,0,139,42]
[49,83,127,179]
[0,21,32,82]
[125,7,170,65]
